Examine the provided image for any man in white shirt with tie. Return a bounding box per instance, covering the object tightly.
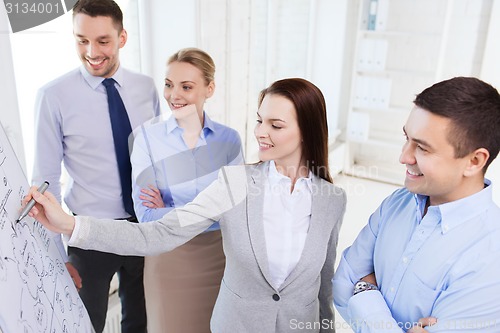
[32,0,160,332]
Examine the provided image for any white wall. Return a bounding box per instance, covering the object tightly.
[481,0,500,85]
[481,0,500,205]
[0,4,26,173]
[8,13,78,181]
[139,0,198,115]
[310,0,352,137]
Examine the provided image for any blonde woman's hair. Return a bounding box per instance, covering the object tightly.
[167,48,215,85]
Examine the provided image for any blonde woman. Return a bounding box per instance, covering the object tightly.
[131,48,243,332]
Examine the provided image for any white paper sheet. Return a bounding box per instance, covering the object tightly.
[0,122,93,333]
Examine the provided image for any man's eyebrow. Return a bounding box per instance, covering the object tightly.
[75,34,111,39]
[403,126,433,148]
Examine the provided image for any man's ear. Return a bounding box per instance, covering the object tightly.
[119,28,128,48]
[463,148,489,177]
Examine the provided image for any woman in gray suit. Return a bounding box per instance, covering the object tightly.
[26,78,347,333]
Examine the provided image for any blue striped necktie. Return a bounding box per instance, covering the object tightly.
[102,78,134,217]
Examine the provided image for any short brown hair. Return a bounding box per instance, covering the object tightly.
[414,77,500,171]
[73,0,124,32]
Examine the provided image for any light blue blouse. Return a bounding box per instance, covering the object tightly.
[130,113,243,232]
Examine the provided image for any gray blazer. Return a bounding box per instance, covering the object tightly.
[71,162,347,332]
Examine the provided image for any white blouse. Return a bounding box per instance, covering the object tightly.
[263,161,313,289]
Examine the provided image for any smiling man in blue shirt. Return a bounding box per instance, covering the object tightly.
[333,77,500,333]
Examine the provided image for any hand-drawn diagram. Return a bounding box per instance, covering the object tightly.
[0,123,93,333]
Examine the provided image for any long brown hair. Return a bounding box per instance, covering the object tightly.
[259,78,332,183]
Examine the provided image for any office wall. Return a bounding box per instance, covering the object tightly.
[0,5,26,174]
[138,0,198,114]
[481,0,500,204]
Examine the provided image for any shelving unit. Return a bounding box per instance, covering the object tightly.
[343,0,491,185]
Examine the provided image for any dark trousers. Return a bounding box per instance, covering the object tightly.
[68,246,147,333]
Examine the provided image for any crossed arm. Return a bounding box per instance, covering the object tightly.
[357,273,434,333]
[332,197,500,333]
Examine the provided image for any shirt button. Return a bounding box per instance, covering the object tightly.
[402,257,409,264]
[272,294,280,301]
[443,225,449,232]
[390,287,395,293]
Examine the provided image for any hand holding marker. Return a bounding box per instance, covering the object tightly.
[17,181,49,222]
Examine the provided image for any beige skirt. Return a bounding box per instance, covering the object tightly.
[144,230,225,333]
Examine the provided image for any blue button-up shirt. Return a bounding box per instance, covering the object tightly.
[130,113,243,232]
[333,179,500,332]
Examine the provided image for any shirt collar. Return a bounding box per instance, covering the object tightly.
[80,65,124,90]
[413,179,494,234]
[165,112,215,136]
[267,160,313,192]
